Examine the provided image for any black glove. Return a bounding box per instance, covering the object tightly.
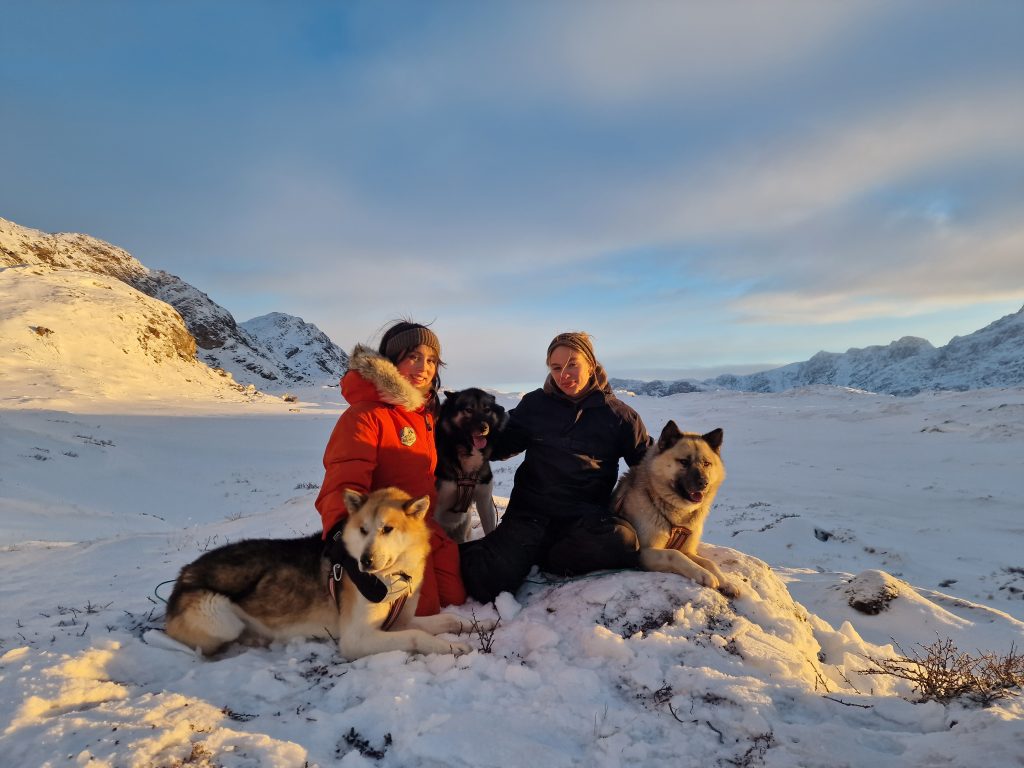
[324,522,389,603]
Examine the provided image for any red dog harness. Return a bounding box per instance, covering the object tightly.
[666,526,691,551]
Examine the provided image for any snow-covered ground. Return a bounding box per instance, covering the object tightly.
[1,386,1022,767]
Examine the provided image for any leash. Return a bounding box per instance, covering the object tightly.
[153,579,176,605]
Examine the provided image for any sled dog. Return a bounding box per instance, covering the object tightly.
[613,421,740,598]
[165,487,483,660]
[434,388,506,542]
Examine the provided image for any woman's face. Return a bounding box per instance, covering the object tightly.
[396,344,439,394]
[547,345,593,397]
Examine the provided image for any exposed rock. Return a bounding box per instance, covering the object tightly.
[845,570,903,615]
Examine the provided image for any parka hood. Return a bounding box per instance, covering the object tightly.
[343,344,426,411]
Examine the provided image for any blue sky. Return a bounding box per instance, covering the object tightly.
[2,1,1022,390]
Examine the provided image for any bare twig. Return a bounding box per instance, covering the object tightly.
[823,695,873,709]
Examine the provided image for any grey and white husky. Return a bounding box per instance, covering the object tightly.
[165,487,488,660]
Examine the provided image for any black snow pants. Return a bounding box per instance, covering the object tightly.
[459,509,640,604]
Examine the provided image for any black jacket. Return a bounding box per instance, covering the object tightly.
[493,386,650,518]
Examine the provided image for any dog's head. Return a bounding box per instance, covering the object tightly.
[438,388,507,452]
[341,488,431,574]
[648,421,725,507]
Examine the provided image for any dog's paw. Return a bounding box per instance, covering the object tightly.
[718,580,741,599]
[449,640,473,656]
[692,569,720,591]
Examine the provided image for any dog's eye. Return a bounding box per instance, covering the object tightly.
[701,460,712,468]
[359,527,369,535]
[677,458,691,468]
[381,526,393,535]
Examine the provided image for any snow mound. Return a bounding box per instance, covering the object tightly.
[4,541,1021,767]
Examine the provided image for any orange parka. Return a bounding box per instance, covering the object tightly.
[315,345,466,614]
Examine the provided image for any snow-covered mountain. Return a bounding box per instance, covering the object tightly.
[240,312,349,383]
[612,306,1024,396]
[0,217,347,398]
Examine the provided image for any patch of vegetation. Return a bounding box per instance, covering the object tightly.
[338,727,392,760]
[861,637,1024,706]
[619,609,676,639]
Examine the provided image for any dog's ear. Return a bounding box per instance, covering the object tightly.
[443,390,456,400]
[702,428,724,454]
[343,488,368,513]
[403,495,431,520]
[657,420,684,452]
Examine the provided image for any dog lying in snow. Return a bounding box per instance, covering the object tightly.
[165,487,491,660]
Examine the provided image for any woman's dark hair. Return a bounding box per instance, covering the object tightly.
[378,320,445,393]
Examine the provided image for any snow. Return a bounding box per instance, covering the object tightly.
[2,385,1022,767]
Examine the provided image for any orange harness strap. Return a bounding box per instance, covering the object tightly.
[381,594,408,631]
[666,526,691,551]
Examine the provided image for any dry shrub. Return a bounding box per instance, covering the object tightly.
[861,637,1024,706]
[468,610,500,654]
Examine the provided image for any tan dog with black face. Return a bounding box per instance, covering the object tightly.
[613,421,740,598]
[165,487,483,660]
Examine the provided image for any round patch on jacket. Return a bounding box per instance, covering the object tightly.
[399,426,417,446]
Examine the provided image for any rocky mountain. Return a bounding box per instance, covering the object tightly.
[0,217,348,396]
[612,306,1024,397]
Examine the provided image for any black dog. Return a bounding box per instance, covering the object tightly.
[434,388,506,542]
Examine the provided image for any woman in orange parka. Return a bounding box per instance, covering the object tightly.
[315,321,466,615]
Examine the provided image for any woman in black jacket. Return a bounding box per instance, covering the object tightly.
[460,332,651,603]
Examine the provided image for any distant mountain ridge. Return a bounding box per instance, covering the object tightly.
[0,216,347,395]
[5,215,1021,400]
[612,306,1024,396]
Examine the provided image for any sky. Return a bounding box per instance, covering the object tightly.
[2,1,1023,390]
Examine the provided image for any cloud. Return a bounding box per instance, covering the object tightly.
[553,3,883,105]
[3,1,1022,385]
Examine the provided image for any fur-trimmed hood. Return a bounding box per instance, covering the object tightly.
[343,344,426,411]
